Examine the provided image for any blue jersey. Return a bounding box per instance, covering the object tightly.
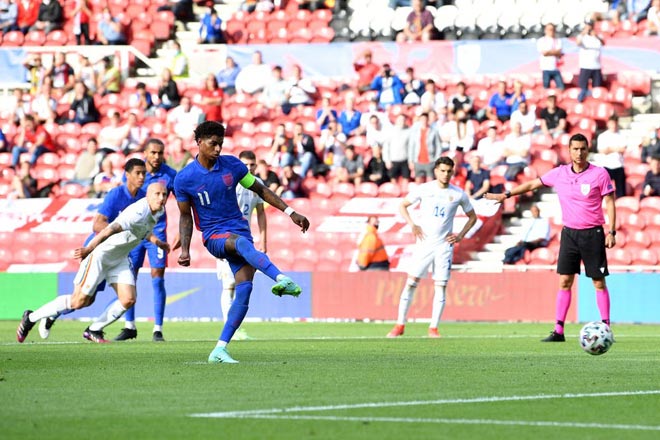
[85,184,146,245]
[143,164,177,238]
[174,155,252,242]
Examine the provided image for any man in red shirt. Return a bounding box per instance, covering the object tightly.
[354,50,380,93]
[11,114,56,168]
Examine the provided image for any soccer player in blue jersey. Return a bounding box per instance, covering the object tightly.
[36,158,147,339]
[174,121,310,364]
[115,139,179,342]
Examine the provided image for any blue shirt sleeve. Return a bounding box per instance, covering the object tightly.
[98,189,119,219]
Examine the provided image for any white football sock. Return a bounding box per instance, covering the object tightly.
[220,288,234,322]
[429,283,447,329]
[29,295,71,322]
[215,340,227,348]
[153,325,162,333]
[124,320,137,330]
[89,300,127,332]
[396,280,418,325]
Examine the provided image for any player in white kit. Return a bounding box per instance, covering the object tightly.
[387,156,478,338]
[216,150,267,340]
[17,183,170,344]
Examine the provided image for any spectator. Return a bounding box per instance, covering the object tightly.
[11,114,56,168]
[74,54,96,93]
[47,51,75,95]
[66,137,100,186]
[72,0,91,44]
[165,136,192,172]
[216,56,240,95]
[16,0,38,33]
[465,154,490,199]
[338,94,362,137]
[92,155,121,197]
[198,7,225,44]
[255,159,280,192]
[96,56,120,96]
[157,0,194,25]
[420,79,447,121]
[157,68,180,110]
[641,154,660,199]
[197,74,224,123]
[319,120,346,169]
[576,20,604,103]
[260,65,289,112]
[366,114,387,147]
[10,158,38,198]
[297,0,332,10]
[276,165,306,199]
[30,80,57,123]
[502,121,531,181]
[128,81,154,113]
[476,123,505,168]
[269,123,295,168]
[402,67,425,105]
[485,79,513,122]
[383,114,411,184]
[353,50,380,93]
[0,0,18,34]
[624,0,652,22]
[537,23,565,90]
[641,127,660,163]
[23,53,47,95]
[371,64,404,109]
[396,0,437,43]
[241,0,274,12]
[0,126,6,152]
[447,81,474,116]
[357,216,390,271]
[97,111,129,156]
[30,0,62,34]
[335,145,364,185]
[283,64,316,111]
[122,112,150,155]
[593,115,627,198]
[360,95,390,129]
[315,95,338,131]
[647,0,660,35]
[539,94,567,138]
[440,108,475,152]
[510,101,536,135]
[408,112,441,183]
[502,204,551,264]
[9,88,31,125]
[168,40,189,80]
[292,122,319,178]
[166,96,204,139]
[97,7,126,45]
[67,80,99,125]
[509,80,527,113]
[364,144,389,186]
[235,50,272,95]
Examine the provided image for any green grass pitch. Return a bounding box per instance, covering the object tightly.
[1,321,659,439]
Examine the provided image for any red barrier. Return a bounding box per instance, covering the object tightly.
[313,271,575,322]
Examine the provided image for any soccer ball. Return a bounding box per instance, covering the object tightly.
[579,321,614,356]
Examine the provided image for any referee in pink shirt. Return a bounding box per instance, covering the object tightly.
[486,133,617,342]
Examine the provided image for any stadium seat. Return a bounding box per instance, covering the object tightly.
[296,248,319,264]
[355,182,379,197]
[527,247,557,265]
[271,248,295,266]
[13,248,36,265]
[640,197,660,213]
[608,248,632,265]
[332,182,356,200]
[378,182,402,198]
[24,30,46,45]
[630,249,658,266]
[615,196,640,213]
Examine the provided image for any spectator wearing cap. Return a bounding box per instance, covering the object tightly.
[396,0,437,43]
[641,155,660,199]
[354,50,380,93]
[371,64,404,109]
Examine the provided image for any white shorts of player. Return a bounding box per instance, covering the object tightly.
[74,253,135,297]
[216,258,236,289]
[407,238,454,283]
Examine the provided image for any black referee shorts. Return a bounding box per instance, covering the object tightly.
[557,226,609,279]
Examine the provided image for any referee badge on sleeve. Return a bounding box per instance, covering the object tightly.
[580,184,591,196]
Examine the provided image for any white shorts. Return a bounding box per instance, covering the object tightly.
[73,253,135,297]
[216,258,235,288]
[406,239,454,283]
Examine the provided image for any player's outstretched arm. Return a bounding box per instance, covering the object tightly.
[177,200,193,266]
[249,179,310,233]
[74,222,123,260]
[484,178,544,204]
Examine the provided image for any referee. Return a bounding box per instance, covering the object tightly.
[485,133,617,342]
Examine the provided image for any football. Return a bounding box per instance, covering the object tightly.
[579,321,614,356]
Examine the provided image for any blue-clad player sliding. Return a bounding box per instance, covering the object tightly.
[173,121,310,364]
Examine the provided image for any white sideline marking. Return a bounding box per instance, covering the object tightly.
[190,390,660,420]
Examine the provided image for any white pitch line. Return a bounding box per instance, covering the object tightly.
[220,414,660,432]
[190,390,660,418]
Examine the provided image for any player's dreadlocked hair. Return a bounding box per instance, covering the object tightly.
[194,121,226,143]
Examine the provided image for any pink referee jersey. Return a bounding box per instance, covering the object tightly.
[540,163,614,229]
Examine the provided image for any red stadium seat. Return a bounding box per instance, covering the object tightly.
[355,182,379,197]
[621,212,646,230]
[332,182,355,200]
[296,248,319,264]
[271,248,295,266]
[624,230,650,249]
[630,249,658,266]
[527,247,557,265]
[608,248,632,265]
[310,182,332,199]
[2,30,24,46]
[45,30,69,46]
[61,183,88,198]
[640,197,660,213]
[615,196,640,213]
[152,20,172,40]
[13,248,36,265]
[378,182,402,198]
[24,30,46,45]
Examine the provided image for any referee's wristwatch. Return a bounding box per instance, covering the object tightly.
[608,230,616,237]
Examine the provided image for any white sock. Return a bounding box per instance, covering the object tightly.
[396,280,418,325]
[215,340,227,348]
[153,325,162,333]
[220,288,234,322]
[89,300,127,332]
[29,295,71,322]
[429,283,447,329]
[276,274,286,281]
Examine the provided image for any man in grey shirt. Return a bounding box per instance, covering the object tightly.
[383,114,411,184]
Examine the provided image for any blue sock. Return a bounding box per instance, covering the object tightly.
[152,276,166,326]
[124,304,135,322]
[235,237,281,281]
[219,281,252,343]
